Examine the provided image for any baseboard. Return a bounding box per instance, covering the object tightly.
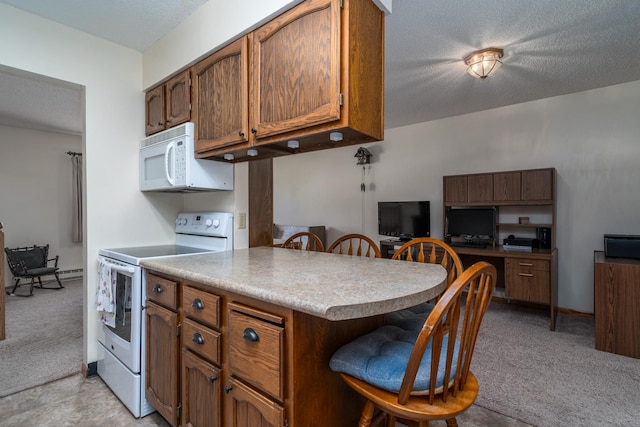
[84,361,98,378]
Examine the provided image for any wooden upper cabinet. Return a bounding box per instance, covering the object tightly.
[443,175,468,204]
[145,69,191,136]
[193,37,249,155]
[522,169,554,201]
[165,70,191,128]
[493,171,522,202]
[251,0,341,140]
[468,173,493,202]
[145,85,165,136]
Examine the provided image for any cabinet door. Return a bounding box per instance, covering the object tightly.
[251,0,341,140]
[505,258,550,304]
[225,377,284,427]
[493,171,521,202]
[443,175,468,203]
[146,302,180,426]
[522,169,554,201]
[145,85,165,135]
[182,349,221,427]
[193,37,249,154]
[165,70,191,128]
[468,173,493,202]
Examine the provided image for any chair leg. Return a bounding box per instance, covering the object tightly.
[54,273,64,289]
[359,400,377,427]
[10,278,20,295]
[445,418,458,427]
[29,278,35,296]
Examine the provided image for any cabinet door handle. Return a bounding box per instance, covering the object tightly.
[519,262,534,267]
[243,327,259,342]
[192,332,204,345]
[191,298,204,310]
[518,273,534,277]
[209,376,217,383]
[224,385,233,394]
[239,131,245,137]
[153,285,163,293]
[251,127,257,134]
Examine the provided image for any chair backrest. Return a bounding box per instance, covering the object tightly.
[398,261,496,405]
[4,245,49,274]
[391,237,463,288]
[281,232,325,252]
[327,234,381,258]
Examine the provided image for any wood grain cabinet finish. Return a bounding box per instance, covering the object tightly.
[505,258,550,304]
[594,252,640,359]
[225,377,284,427]
[146,273,178,310]
[522,168,554,201]
[192,37,249,156]
[146,301,180,427]
[468,173,493,202]
[181,348,222,427]
[145,70,191,136]
[443,175,468,203]
[493,171,522,202]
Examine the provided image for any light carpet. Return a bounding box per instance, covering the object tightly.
[472,301,640,426]
[0,278,83,398]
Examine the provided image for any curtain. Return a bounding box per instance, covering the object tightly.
[71,154,83,243]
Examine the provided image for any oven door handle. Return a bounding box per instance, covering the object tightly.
[102,262,136,275]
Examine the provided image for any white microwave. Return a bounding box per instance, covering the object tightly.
[139,122,233,192]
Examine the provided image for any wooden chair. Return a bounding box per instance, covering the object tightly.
[330,261,496,427]
[281,231,325,252]
[327,233,381,258]
[4,244,64,296]
[386,238,464,330]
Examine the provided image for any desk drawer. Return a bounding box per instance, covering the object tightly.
[182,286,220,328]
[182,318,221,365]
[228,303,284,401]
[146,273,178,310]
[505,258,550,304]
[507,258,549,272]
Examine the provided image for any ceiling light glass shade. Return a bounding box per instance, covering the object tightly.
[464,48,503,79]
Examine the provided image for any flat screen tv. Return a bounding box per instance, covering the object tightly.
[378,201,430,240]
[445,207,496,241]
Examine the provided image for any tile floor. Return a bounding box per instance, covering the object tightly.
[0,373,531,427]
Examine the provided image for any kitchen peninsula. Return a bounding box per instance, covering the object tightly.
[141,247,447,427]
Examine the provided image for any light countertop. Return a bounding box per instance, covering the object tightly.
[141,246,447,321]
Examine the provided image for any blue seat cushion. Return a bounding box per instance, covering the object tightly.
[385,302,435,332]
[330,325,458,394]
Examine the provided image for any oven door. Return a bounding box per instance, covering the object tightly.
[97,256,143,373]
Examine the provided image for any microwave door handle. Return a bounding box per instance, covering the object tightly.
[165,142,175,186]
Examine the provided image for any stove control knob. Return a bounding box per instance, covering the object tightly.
[211,219,221,228]
[205,219,213,227]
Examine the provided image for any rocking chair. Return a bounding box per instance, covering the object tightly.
[4,244,64,296]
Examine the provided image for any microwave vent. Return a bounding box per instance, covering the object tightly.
[140,122,194,149]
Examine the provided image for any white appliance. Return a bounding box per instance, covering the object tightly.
[96,211,233,418]
[139,122,234,192]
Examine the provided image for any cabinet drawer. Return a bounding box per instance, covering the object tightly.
[182,318,221,365]
[506,258,549,272]
[182,286,220,328]
[146,273,178,310]
[228,304,284,401]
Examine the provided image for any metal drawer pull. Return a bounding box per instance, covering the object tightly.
[519,263,534,267]
[192,333,204,345]
[209,376,217,383]
[519,273,534,277]
[153,285,163,293]
[243,327,259,342]
[191,298,204,310]
[224,385,233,394]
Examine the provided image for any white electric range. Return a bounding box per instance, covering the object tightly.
[96,211,233,418]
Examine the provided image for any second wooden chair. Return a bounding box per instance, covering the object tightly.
[281,231,325,252]
[327,233,381,258]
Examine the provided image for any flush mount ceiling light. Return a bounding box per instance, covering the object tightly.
[464,48,504,79]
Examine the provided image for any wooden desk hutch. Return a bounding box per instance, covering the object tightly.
[443,168,558,330]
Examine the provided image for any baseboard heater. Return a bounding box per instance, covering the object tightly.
[44,268,84,283]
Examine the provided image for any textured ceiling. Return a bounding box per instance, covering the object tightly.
[1,0,640,136]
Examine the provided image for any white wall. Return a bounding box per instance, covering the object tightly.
[0,4,183,364]
[274,80,640,314]
[0,125,83,285]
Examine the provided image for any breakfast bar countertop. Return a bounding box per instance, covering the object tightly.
[141,246,447,321]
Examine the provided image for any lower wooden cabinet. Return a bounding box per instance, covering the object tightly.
[181,348,222,427]
[505,258,550,304]
[146,301,180,426]
[224,377,285,427]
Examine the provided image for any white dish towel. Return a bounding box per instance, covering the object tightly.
[96,259,116,327]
